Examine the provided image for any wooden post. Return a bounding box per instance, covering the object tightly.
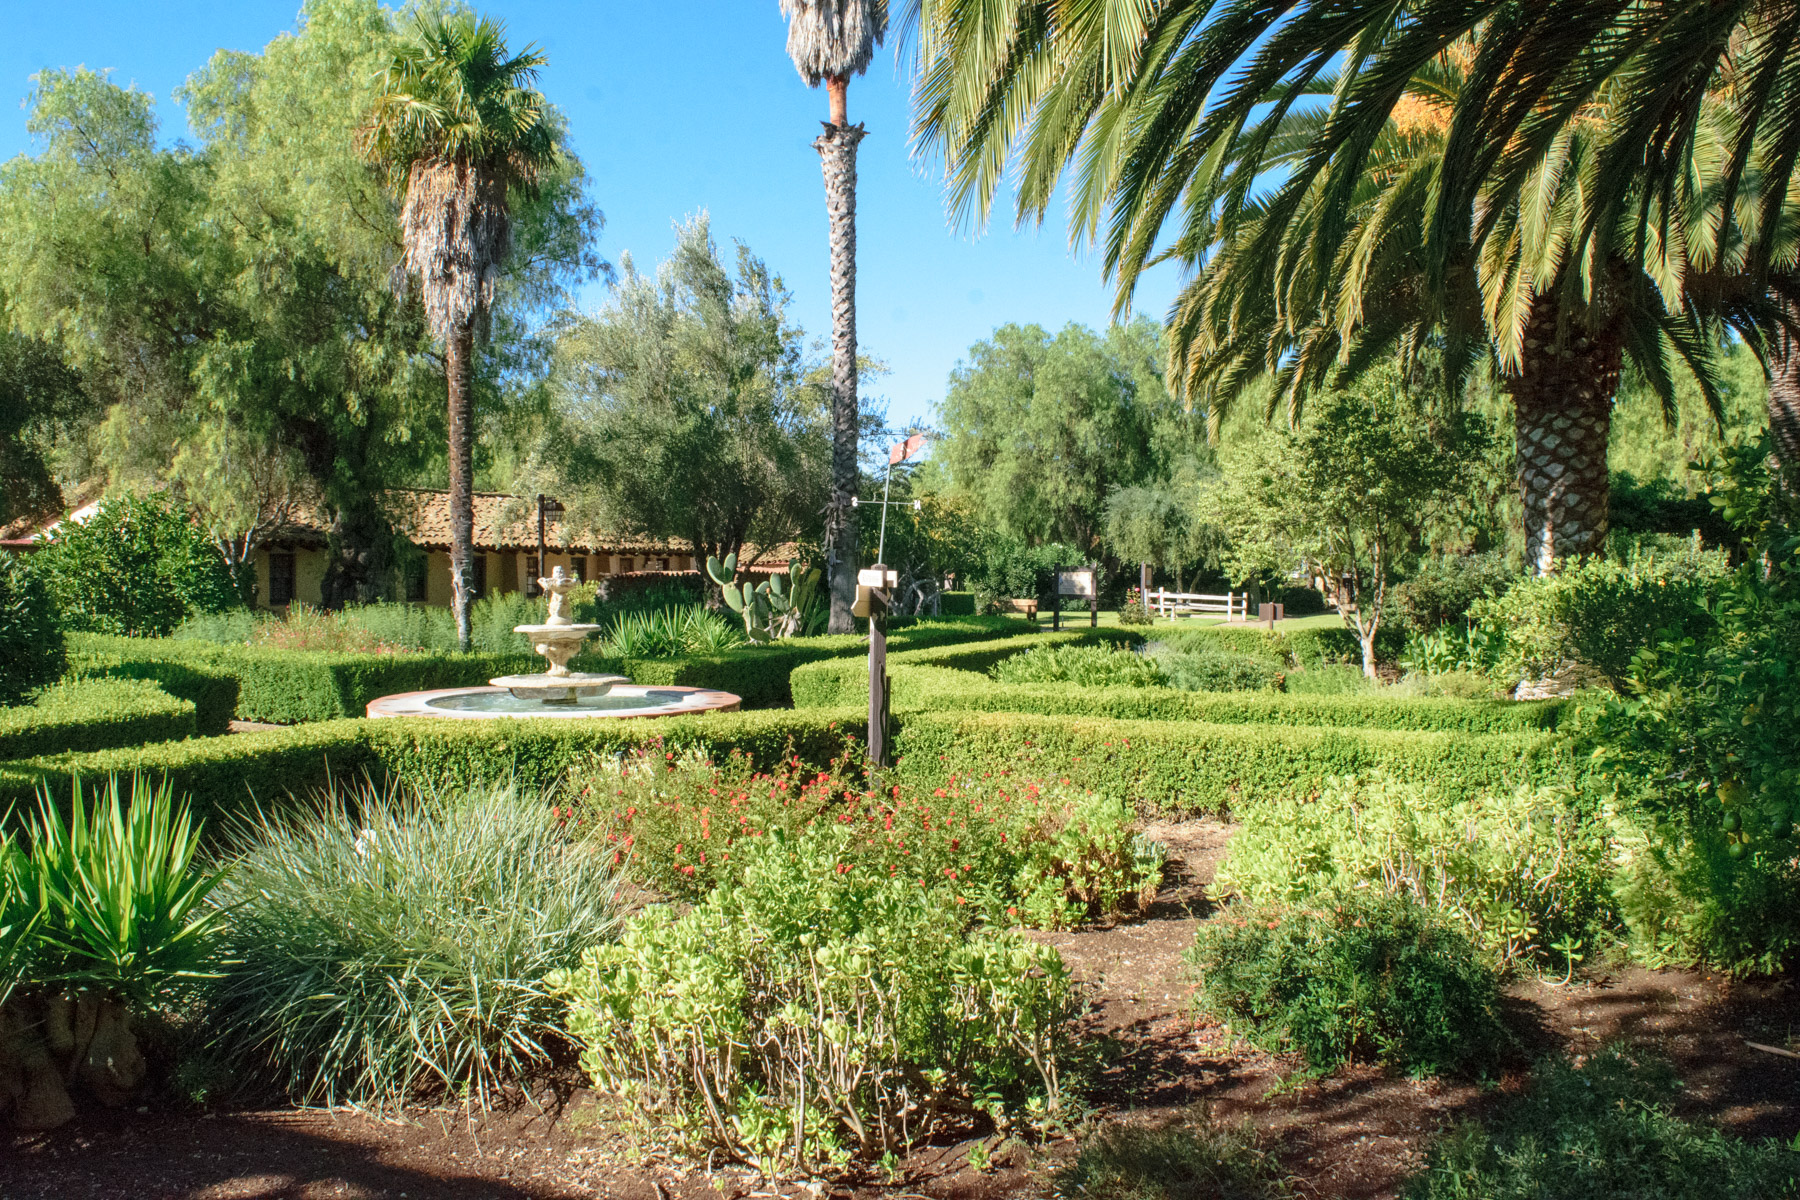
[860,565,893,768]
[1140,562,1151,616]
[1052,563,1063,631]
[1089,566,1098,628]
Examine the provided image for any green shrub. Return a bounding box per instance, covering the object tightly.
[13,777,227,1007]
[550,823,1078,1172]
[994,643,1168,688]
[1472,551,1722,689]
[575,749,1163,929]
[1402,1047,1800,1198]
[893,712,1567,817]
[1391,554,1516,633]
[0,708,866,823]
[938,590,976,616]
[34,494,240,637]
[0,552,64,705]
[203,781,627,1107]
[1282,664,1376,694]
[1148,622,1406,670]
[1187,895,1508,1075]
[64,654,239,735]
[0,679,196,760]
[1214,774,1612,969]
[1148,645,1285,693]
[1582,564,1800,975]
[1057,1111,1291,1200]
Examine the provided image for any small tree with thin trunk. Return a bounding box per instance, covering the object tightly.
[778,0,887,633]
[1205,366,1487,678]
[359,12,558,649]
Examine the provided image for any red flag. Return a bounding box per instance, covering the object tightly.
[889,432,928,465]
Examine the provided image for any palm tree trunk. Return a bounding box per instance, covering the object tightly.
[1505,293,1623,573]
[447,320,476,651]
[1768,285,1800,494]
[816,113,866,635]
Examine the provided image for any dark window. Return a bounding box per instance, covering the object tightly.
[268,553,296,607]
[659,557,671,572]
[471,555,488,599]
[404,557,427,602]
[525,556,540,596]
[570,556,586,581]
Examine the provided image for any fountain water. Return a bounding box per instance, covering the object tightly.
[364,566,741,721]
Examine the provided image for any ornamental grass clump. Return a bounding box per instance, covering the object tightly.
[573,746,1163,928]
[1187,894,1508,1076]
[550,823,1080,1174]
[203,780,626,1108]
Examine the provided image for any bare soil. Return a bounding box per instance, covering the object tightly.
[4,818,1796,1200]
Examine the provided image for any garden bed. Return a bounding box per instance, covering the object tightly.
[3,816,1793,1200]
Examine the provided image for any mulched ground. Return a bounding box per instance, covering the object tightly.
[4,818,1796,1200]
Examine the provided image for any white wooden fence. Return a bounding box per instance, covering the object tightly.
[1147,588,1253,621]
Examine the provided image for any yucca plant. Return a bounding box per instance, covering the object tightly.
[19,777,228,1007]
[601,605,745,659]
[203,780,627,1108]
[0,839,38,1007]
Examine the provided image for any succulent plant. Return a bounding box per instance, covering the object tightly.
[706,554,823,643]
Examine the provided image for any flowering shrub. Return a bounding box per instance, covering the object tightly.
[570,746,1164,928]
[549,824,1079,1174]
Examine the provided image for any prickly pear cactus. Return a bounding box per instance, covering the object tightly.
[706,555,821,641]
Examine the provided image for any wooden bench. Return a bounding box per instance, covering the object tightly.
[1148,588,1253,621]
[1005,597,1040,623]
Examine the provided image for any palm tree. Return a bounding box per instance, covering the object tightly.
[905,2,1775,568]
[359,12,558,649]
[779,0,888,633]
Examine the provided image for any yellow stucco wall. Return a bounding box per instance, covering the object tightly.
[250,544,697,610]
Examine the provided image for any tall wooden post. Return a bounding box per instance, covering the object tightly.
[1052,563,1063,632]
[857,565,894,767]
[1090,570,1098,628]
[535,494,547,598]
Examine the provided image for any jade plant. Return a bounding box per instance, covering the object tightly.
[704,554,821,642]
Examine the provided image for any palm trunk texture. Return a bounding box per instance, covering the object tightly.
[817,117,866,635]
[447,321,476,652]
[1768,286,1800,494]
[1505,293,1622,574]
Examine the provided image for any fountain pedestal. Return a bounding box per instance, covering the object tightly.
[487,567,626,703]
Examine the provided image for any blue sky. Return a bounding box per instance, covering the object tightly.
[0,1,1179,432]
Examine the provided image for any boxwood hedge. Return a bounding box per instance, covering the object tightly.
[65,650,241,735]
[0,678,196,760]
[796,661,1563,733]
[65,617,1035,724]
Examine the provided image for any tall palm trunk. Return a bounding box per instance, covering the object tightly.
[1768,285,1800,495]
[447,321,476,650]
[1504,291,1622,574]
[817,80,865,634]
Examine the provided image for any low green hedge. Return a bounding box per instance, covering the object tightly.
[890,711,1568,816]
[791,629,1141,706]
[797,662,1563,733]
[66,618,1034,724]
[0,708,866,821]
[0,678,196,760]
[938,591,976,616]
[1155,622,1406,668]
[65,651,241,735]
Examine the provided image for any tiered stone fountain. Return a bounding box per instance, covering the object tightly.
[365,566,740,720]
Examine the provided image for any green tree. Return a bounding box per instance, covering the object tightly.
[359,11,565,651]
[34,493,239,637]
[930,319,1199,558]
[1103,458,1221,595]
[0,332,92,528]
[778,0,889,634]
[1204,367,1488,677]
[542,217,830,572]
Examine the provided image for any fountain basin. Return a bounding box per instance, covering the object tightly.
[366,684,741,721]
[488,671,629,702]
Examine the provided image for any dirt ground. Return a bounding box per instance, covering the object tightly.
[4,818,1796,1200]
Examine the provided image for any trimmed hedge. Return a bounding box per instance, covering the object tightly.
[0,678,195,760]
[1156,622,1406,668]
[0,708,866,820]
[0,703,1567,825]
[790,628,1142,708]
[66,650,241,735]
[796,661,1563,733]
[65,618,1035,724]
[889,711,1567,816]
[938,591,976,616]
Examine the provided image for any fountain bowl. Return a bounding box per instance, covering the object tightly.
[367,684,741,721]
